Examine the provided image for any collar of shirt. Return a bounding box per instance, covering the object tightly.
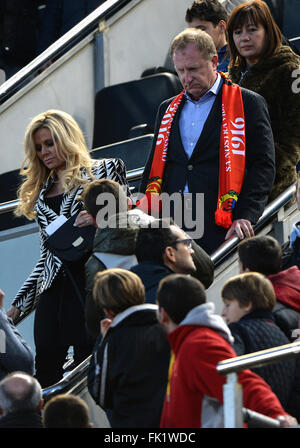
[180,73,222,193]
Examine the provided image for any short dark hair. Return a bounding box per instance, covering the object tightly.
[238,235,282,275]
[156,274,206,324]
[81,178,127,219]
[185,0,228,25]
[221,272,276,312]
[227,0,282,70]
[43,394,90,428]
[135,219,176,264]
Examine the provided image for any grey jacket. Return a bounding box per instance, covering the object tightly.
[0,309,34,381]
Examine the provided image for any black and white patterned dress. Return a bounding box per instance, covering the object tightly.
[12,158,130,316]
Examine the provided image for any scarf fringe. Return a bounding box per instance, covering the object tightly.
[215,209,233,229]
[136,193,161,216]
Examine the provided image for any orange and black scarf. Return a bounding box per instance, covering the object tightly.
[137,72,246,229]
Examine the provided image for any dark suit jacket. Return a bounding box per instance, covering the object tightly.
[140,83,275,254]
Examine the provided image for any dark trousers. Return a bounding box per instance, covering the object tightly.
[34,272,93,389]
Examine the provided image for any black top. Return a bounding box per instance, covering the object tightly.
[44,193,64,215]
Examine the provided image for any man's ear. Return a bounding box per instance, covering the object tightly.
[163,246,176,265]
[211,54,218,70]
[244,302,253,313]
[218,19,227,32]
[160,307,171,325]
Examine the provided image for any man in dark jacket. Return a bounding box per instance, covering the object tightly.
[0,372,44,428]
[139,28,275,254]
[131,220,211,304]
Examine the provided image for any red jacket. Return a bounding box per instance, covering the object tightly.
[160,311,287,428]
[269,266,300,312]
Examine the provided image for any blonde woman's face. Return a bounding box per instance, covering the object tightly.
[34,127,66,173]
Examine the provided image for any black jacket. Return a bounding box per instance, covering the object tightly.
[88,304,170,428]
[0,410,44,428]
[140,84,275,254]
[130,262,174,304]
[0,0,40,64]
[229,310,296,409]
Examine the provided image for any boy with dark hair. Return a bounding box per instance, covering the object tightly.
[238,235,300,340]
[221,272,297,411]
[156,274,297,428]
[43,394,93,428]
[185,0,229,71]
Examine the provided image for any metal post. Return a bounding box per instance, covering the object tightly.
[223,372,243,428]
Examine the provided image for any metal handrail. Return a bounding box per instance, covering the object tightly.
[0,167,144,216]
[290,36,300,42]
[209,183,296,265]
[217,341,300,375]
[0,0,130,103]
[218,342,300,428]
[42,355,92,400]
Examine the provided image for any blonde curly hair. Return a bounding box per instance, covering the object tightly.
[15,110,94,220]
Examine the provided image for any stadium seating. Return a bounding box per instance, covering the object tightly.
[92,72,181,148]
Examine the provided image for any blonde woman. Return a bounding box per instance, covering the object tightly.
[6,110,130,388]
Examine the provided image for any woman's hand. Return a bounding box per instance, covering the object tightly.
[74,210,95,227]
[6,305,21,323]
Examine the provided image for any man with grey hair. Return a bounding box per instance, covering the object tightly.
[0,372,44,428]
[139,28,275,255]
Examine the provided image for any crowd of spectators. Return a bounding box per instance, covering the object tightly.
[1,0,300,430]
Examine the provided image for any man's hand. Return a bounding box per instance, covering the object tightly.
[277,415,298,427]
[225,219,255,241]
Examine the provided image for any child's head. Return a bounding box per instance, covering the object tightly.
[93,268,145,316]
[221,272,276,324]
[238,235,282,275]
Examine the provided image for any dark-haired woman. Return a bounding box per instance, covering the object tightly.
[227,0,300,200]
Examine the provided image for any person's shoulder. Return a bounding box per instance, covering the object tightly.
[158,93,185,114]
[240,85,265,103]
